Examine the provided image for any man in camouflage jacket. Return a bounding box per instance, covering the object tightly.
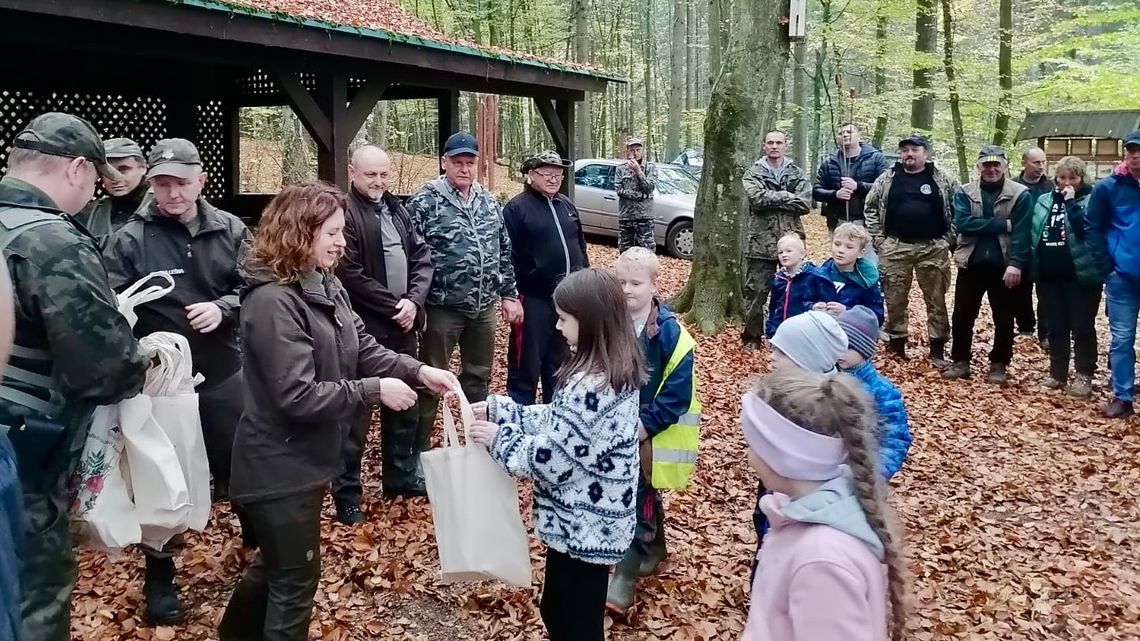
[741,131,812,347]
[406,132,521,450]
[615,136,659,252]
[864,134,959,365]
[0,113,147,641]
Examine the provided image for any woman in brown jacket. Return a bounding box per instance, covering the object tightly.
[218,181,457,641]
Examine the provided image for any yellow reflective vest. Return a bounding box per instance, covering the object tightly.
[649,326,701,489]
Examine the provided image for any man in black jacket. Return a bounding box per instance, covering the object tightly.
[813,123,890,233]
[503,151,589,404]
[104,138,251,625]
[1014,146,1052,345]
[335,146,434,508]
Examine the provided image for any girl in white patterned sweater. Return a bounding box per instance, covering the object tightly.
[470,268,647,641]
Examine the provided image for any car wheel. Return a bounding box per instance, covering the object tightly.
[666,219,694,259]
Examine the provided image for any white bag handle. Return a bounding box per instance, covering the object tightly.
[117,272,176,328]
[440,386,476,449]
[139,332,203,396]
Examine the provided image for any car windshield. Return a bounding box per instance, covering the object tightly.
[654,165,699,196]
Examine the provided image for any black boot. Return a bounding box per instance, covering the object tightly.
[929,338,948,369]
[605,548,641,613]
[143,556,184,625]
[638,523,667,577]
[886,337,907,359]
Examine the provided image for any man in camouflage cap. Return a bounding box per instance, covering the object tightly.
[0,112,147,641]
[615,136,659,253]
[103,137,251,624]
[407,132,521,453]
[76,137,151,249]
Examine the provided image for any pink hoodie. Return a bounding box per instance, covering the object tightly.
[742,481,888,641]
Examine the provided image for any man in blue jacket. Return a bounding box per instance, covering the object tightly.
[813,122,890,233]
[502,151,589,405]
[1085,130,1140,418]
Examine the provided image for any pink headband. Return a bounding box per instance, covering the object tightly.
[741,393,847,481]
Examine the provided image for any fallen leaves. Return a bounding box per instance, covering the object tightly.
[70,215,1140,640]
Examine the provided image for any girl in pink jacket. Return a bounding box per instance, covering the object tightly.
[740,368,908,641]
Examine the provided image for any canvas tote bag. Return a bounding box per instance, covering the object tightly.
[421,389,532,588]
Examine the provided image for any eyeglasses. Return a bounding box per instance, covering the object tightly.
[532,170,564,181]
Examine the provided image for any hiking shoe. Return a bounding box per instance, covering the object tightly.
[142,557,184,626]
[942,362,971,380]
[1068,374,1093,398]
[1040,377,1065,390]
[929,339,948,369]
[886,338,907,359]
[987,363,1008,385]
[335,502,366,525]
[1103,398,1134,419]
[605,549,641,613]
[742,339,762,352]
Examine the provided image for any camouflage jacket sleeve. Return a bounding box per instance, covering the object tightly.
[939,170,962,246]
[863,173,888,247]
[494,199,518,299]
[639,162,659,195]
[102,225,142,292]
[742,165,792,210]
[787,165,812,215]
[15,228,145,405]
[406,190,431,240]
[615,163,654,200]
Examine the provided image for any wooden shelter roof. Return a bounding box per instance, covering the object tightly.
[1015,110,1140,141]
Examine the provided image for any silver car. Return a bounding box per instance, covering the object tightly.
[572,159,697,259]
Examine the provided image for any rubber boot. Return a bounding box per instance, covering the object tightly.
[929,338,948,369]
[886,337,907,359]
[604,548,641,613]
[143,556,184,625]
[638,524,667,577]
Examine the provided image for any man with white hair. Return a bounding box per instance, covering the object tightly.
[334,145,433,514]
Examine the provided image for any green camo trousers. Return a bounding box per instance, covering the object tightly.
[878,237,951,342]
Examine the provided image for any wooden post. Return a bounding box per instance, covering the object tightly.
[556,98,575,197]
[315,72,350,189]
[437,90,460,164]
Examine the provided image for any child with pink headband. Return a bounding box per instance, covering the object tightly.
[740,368,909,641]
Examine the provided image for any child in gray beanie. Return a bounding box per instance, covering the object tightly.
[769,310,849,374]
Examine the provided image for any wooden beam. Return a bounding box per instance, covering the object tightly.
[344,79,389,140]
[316,72,351,189]
[437,90,460,159]
[274,71,331,151]
[225,102,242,197]
[555,98,575,198]
[533,97,568,154]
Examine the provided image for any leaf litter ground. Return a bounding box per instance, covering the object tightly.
[72,215,1140,640]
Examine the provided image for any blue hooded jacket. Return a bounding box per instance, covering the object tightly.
[819,257,885,325]
[638,299,695,438]
[765,260,839,338]
[1084,171,1140,279]
[844,361,911,480]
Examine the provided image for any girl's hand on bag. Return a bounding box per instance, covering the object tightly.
[379,378,417,410]
[470,401,488,421]
[468,420,499,446]
[418,366,460,395]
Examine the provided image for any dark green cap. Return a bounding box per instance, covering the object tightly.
[146,138,202,179]
[11,112,124,181]
[978,144,1007,163]
[104,138,145,161]
[521,150,572,174]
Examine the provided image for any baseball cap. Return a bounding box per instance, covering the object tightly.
[146,138,202,179]
[898,134,930,150]
[104,138,145,161]
[978,144,1007,163]
[443,132,478,157]
[625,136,644,148]
[521,150,572,174]
[1124,130,1140,149]
[11,112,124,182]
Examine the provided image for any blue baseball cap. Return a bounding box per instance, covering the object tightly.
[1124,130,1140,149]
[443,132,479,157]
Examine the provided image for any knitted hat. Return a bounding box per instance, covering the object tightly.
[770,311,848,374]
[837,305,879,360]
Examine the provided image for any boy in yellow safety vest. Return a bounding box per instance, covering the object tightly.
[606,248,701,613]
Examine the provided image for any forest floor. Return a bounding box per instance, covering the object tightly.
[71,214,1140,640]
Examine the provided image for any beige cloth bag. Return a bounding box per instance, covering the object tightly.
[421,389,532,588]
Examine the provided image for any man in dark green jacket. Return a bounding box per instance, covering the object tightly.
[0,112,147,641]
[76,138,150,250]
[944,145,1033,384]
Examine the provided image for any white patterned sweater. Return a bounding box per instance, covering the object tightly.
[488,372,640,566]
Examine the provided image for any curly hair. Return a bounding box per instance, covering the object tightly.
[751,368,911,641]
[250,181,346,283]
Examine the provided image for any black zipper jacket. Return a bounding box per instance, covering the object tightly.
[502,184,589,300]
[104,198,250,389]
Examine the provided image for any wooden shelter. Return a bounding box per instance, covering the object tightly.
[0,0,619,219]
[1015,109,1140,178]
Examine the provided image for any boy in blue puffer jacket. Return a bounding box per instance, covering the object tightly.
[836,305,912,478]
[814,222,885,325]
[765,233,839,338]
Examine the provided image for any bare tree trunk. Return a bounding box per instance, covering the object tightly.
[791,39,808,167]
[684,0,694,147]
[672,0,789,334]
[992,0,1013,146]
[665,0,687,159]
[573,0,593,157]
[872,2,888,148]
[643,0,655,155]
[708,0,723,89]
[911,0,936,130]
[941,0,969,179]
[281,107,313,186]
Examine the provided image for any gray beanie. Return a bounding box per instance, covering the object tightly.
[770,311,849,374]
